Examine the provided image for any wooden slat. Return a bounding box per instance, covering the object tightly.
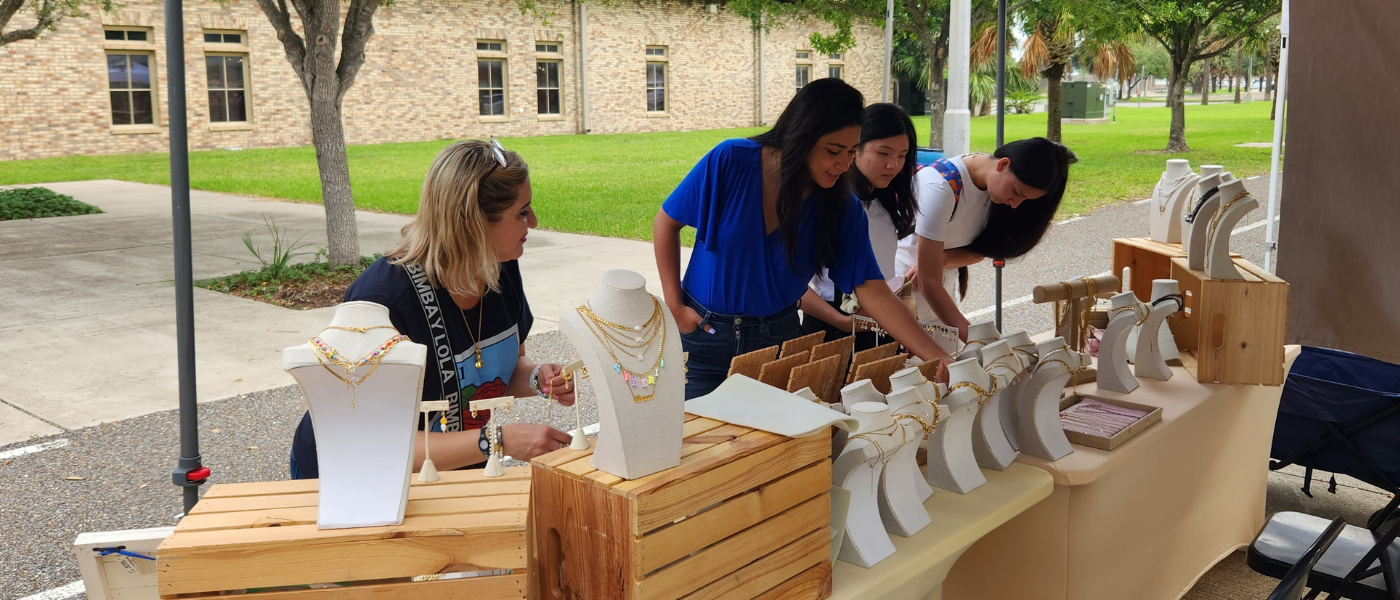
[635,496,829,600]
[752,561,834,600]
[162,510,526,551]
[614,428,785,496]
[188,480,529,516]
[533,437,598,469]
[198,466,529,500]
[786,354,843,403]
[175,495,529,533]
[531,458,636,600]
[853,353,910,394]
[674,529,829,600]
[165,572,527,600]
[551,417,729,482]
[728,345,780,379]
[628,433,830,535]
[158,527,526,596]
[758,351,810,390]
[780,331,826,359]
[635,461,830,575]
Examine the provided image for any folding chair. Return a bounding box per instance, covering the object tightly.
[1248,494,1400,600]
[1265,517,1346,600]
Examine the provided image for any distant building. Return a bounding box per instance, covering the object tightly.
[0,0,885,161]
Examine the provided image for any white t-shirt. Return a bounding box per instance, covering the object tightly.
[895,155,992,320]
[811,199,902,301]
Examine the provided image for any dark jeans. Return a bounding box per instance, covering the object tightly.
[680,292,803,399]
[798,298,892,353]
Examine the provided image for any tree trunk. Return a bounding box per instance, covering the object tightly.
[978,94,991,117]
[1270,93,1278,121]
[1044,61,1065,143]
[1233,46,1244,103]
[309,97,361,266]
[1201,58,1211,105]
[927,52,947,150]
[1166,54,1191,152]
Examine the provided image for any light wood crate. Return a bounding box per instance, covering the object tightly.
[1111,237,1240,344]
[530,414,833,600]
[156,468,531,599]
[1170,257,1290,385]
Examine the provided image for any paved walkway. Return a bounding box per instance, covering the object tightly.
[0,181,681,446]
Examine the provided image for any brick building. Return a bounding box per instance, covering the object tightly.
[0,0,886,161]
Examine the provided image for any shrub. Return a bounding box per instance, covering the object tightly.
[0,187,102,220]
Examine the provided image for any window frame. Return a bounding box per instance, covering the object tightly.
[476,40,509,121]
[104,51,159,131]
[645,46,669,116]
[205,52,252,126]
[828,64,843,80]
[535,59,563,118]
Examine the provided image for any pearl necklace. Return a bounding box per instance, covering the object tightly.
[1156,172,1194,214]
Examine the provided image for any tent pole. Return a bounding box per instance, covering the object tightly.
[165,0,206,515]
[883,0,893,102]
[1264,32,1288,272]
[993,0,1006,331]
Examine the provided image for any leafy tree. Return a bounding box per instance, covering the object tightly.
[1123,0,1279,151]
[1,0,110,47]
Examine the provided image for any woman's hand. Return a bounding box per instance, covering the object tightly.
[536,363,577,407]
[501,423,574,462]
[669,302,707,335]
[904,263,920,292]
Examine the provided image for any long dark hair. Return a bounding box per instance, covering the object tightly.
[750,78,865,273]
[965,137,1077,260]
[851,103,918,238]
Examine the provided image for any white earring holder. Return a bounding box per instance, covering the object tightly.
[998,330,1037,451]
[1184,172,1226,270]
[888,367,939,502]
[561,359,590,451]
[470,396,514,478]
[1149,159,1199,244]
[1097,292,1144,394]
[1204,177,1259,280]
[959,320,1002,361]
[927,357,990,494]
[1133,280,1179,381]
[834,402,902,568]
[283,301,428,530]
[1016,337,1081,461]
[973,340,1020,471]
[835,379,886,459]
[417,399,449,483]
[558,270,684,480]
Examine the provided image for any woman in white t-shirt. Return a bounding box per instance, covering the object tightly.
[800,103,918,350]
[902,137,1077,340]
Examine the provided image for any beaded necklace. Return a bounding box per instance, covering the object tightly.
[575,297,668,402]
[308,334,411,410]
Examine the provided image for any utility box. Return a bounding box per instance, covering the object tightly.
[1060,82,1107,119]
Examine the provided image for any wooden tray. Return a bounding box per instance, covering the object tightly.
[1058,393,1163,451]
[531,415,833,600]
[157,468,530,599]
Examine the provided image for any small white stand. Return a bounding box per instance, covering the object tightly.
[1185,172,1227,270]
[469,396,514,478]
[973,340,1020,471]
[417,399,449,483]
[927,357,989,494]
[559,270,684,480]
[834,402,902,567]
[1149,159,1199,244]
[836,379,886,458]
[1097,292,1144,394]
[1204,177,1259,280]
[1133,280,1179,381]
[960,320,1002,360]
[998,330,1036,450]
[283,301,427,530]
[1015,338,1082,461]
[884,381,935,502]
[878,387,932,537]
[564,359,590,450]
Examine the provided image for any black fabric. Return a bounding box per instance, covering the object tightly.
[1270,346,1400,493]
[289,257,533,479]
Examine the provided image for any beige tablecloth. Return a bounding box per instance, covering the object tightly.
[943,347,1300,600]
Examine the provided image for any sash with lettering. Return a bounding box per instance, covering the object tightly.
[404,262,464,432]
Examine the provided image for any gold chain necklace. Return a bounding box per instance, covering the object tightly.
[949,377,998,406]
[1157,172,1194,214]
[1109,302,1148,325]
[1205,191,1251,244]
[577,301,663,350]
[575,298,668,402]
[308,334,410,410]
[458,295,488,369]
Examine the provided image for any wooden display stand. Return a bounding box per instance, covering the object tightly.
[1169,256,1289,385]
[1111,237,1240,343]
[531,414,833,600]
[156,469,530,599]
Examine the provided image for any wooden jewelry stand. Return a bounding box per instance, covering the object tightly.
[1032,274,1120,383]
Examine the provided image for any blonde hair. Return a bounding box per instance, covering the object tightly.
[390,140,529,298]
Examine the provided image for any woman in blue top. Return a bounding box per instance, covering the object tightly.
[654,79,954,399]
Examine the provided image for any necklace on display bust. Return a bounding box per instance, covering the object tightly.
[575,297,668,403]
[308,334,411,410]
[1157,172,1194,214]
[1205,191,1252,242]
[1184,187,1220,224]
[458,294,491,370]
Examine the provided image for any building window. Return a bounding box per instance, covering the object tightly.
[477,41,503,52]
[206,55,248,122]
[104,29,148,42]
[828,65,843,80]
[204,32,242,43]
[828,53,842,60]
[795,65,811,91]
[646,46,667,57]
[107,53,155,125]
[795,50,810,60]
[645,46,667,113]
[536,42,559,53]
[477,40,507,117]
[537,61,561,115]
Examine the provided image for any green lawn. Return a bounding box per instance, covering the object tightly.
[0,102,1277,240]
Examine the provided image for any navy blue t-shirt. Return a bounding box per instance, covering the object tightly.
[662,138,884,317]
[289,257,532,478]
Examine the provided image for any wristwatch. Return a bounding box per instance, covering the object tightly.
[478,426,491,456]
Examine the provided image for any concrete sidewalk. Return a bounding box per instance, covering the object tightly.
[0,180,677,446]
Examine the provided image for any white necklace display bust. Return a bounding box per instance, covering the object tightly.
[961,320,1002,361]
[1204,176,1258,280]
[559,270,683,480]
[878,387,932,537]
[927,357,991,494]
[835,402,901,567]
[973,340,1020,470]
[1150,159,1199,244]
[1098,291,1145,394]
[284,301,428,529]
[1016,337,1081,461]
[1133,279,1180,380]
[883,378,935,502]
[1185,172,1227,270]
[998,330,1036,450]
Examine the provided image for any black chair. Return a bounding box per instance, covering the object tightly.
[1248,495,1400,599]
[1266,517,1346,600]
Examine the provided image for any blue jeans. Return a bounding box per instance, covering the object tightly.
[680,292,803,399]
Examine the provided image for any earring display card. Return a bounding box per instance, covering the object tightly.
[781,331,827,359]
[1057,394,1162,451]
[728,345,780,380]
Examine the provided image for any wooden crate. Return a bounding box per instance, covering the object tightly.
[157,468,530,599]
[530,414,833,600]
[1170,257,1289,385]
[1111,237,1241,344]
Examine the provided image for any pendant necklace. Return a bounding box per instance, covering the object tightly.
[459,294,489,370]
[308,333,410,409]
[575,297,667,402]
[1157,172,1194,214]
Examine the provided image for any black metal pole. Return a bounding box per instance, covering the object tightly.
[994,0,1007,331]
[165,0,207,515]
